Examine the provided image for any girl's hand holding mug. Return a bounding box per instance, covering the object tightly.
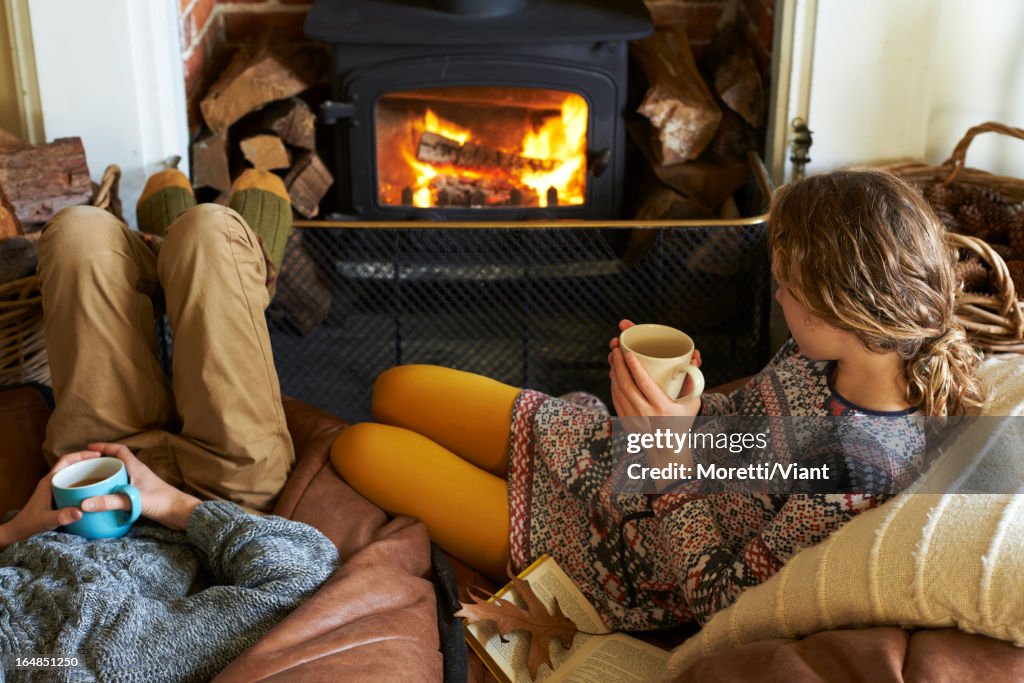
[609,319,703,417]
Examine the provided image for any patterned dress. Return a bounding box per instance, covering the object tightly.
[506,339,924,631]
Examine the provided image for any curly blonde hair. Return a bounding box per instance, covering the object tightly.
[768,168,987,417]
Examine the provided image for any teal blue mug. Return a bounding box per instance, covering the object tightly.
[51,457,142,539]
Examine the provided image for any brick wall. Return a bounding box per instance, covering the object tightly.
[643,0,733,54]
[179,0,314,130]
[642,0,773,60]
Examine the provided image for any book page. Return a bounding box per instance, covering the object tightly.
[548,634,669,683]
[465,555,610,682]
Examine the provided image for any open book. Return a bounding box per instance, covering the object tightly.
[464,555,669,683]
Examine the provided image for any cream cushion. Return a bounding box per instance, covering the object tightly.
[662,356,1024,680]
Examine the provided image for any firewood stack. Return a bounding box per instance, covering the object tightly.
[629,22,766,220]
[191,44,335,336]
[193,43,334,219]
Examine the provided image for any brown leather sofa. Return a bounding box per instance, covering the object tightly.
[0,385,444,682]
[6,384,1024,682]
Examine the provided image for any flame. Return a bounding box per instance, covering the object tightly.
[520,93,588,207]
[425,109,470,146]
[384,90,589,209]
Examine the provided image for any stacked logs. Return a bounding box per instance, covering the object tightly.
[192,43,334,219]
[629,21,766,221]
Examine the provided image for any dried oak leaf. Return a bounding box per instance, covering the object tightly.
[456,574,579,680]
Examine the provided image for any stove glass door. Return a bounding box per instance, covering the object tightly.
[375,86,589,210]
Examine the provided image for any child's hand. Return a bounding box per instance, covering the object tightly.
[608,319,635,351]
[609,343,703,417]
[0,450,103,547]
[79,443,201,531]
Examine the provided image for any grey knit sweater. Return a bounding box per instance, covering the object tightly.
[0,501,338,682]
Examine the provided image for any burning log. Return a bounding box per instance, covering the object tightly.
[427,174,528,208]
[416,131,556,175]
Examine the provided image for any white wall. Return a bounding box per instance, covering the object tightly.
[924,0,1024,173]
[28,0,189,227]
[782,0,1024,180]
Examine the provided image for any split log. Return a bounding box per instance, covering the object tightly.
[0,188,21,238]
[631,28,722,165]
[283,152,334,218]
[192,128,231,193]
[0,128,29,153]
[416,131,556,175]
[259,98,316,151]
[268,231,332,336]
[634,184,714,221]
[240,134,292,171]
[0,137,92,226]
[627,119,747,209]
[625,178,715,265]
[710,109,762,161]
[200,44,321,134]
[713,48,763,128]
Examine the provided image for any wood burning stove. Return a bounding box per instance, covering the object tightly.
[306,0,652,219]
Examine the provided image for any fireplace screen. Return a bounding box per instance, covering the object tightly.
[375,87,589,210]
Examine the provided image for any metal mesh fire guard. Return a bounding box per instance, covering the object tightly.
[268,208,772,423]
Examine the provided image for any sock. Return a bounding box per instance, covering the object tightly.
[136,168,196,237]
[228,169,293,294]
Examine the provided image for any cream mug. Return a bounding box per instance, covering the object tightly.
[619,324,705,402]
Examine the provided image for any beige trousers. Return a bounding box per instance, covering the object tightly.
[37,204,294,512]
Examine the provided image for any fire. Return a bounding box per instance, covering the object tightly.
[379,88,589,210]
[520,93,587,207]
[425,109,470,146]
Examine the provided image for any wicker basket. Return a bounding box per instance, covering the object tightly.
[888,122,1024,353]
[0,164,122,386]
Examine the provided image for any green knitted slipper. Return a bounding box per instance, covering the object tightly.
[228,169,293,295]
[136,169,196,238]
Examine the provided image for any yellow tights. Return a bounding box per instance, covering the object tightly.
[331,365,520,581]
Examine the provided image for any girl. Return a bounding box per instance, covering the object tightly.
[331,168,986,630]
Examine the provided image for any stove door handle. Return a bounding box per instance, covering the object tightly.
[320,100,357,126]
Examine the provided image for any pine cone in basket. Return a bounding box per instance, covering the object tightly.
[1009,216,1024,261]
[1005,260,1024,301]
[959,184,1023,241]
[923,183,958,231]
[956,258,991,293]
[956,204,987,239]
[990,242,1016,263]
